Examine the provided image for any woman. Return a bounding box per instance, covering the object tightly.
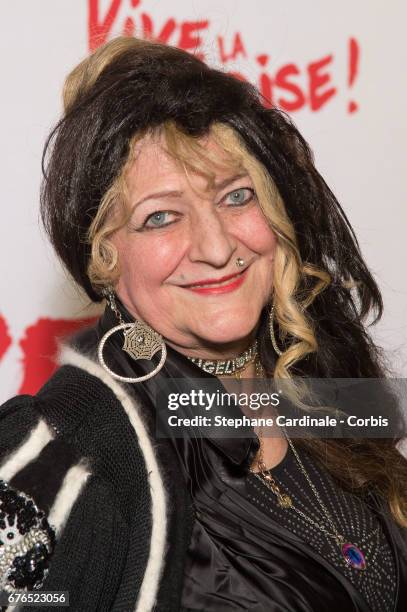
[0,36,406,612]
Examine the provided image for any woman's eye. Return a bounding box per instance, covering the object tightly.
[144,211,176,228]
[224,187,255,206]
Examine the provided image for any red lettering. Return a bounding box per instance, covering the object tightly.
[141,13,177,43]
[88,0,122,51]
[347,37,360,113]
[217,32,247,63]
[88,2,346,116]
[256,55,273,108]
[88,2,178,49]
[178,21,209,59]
[123,16,135,38]
[256,54,269,67]
[275,64,305,112]
[308,55,336,111]
[232,33,247,59]
[18,317,97,395]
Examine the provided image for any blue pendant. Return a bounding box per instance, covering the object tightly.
[341,542,366,570]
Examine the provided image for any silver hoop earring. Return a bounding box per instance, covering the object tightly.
[98,290,167,383]
[269,304,283,356]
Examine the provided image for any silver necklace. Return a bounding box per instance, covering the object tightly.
[250,429,370,571]
[187,340,258,376]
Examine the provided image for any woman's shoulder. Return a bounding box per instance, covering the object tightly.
[0,348,154,498]
[0,350,162,603]
[0,386,103,596]
[1,341,149,442]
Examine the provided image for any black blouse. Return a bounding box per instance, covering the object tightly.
[180,441,396,611]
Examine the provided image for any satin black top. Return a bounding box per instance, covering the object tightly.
[93,303,406,612]
[180,440,396,611]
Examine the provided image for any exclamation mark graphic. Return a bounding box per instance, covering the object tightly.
[348,38,359,113]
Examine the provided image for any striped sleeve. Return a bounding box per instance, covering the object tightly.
[0,396,91,599]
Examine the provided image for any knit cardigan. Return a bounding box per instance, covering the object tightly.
[0,345,192,612]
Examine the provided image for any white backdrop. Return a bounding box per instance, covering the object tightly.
[1,0,406,402]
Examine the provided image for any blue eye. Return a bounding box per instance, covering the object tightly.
[144,211,173,228]
[225,188,254,206]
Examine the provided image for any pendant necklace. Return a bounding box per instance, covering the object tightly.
[251,430,368,571]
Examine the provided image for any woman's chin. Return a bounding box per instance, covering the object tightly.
[189,321,258,350]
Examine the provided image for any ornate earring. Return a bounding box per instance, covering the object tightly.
[98,289,167,383]
[269,304,283,356]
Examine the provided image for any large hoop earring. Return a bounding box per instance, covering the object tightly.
[98,292,167,383]
[269,304,283,357]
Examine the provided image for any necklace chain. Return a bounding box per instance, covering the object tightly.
[285,431,346,542]
[233,352,264,380]
[252,431,345,544]
[251,430,375,570]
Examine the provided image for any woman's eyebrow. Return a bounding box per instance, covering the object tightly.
[133,189,183,208]
[214,172,250,191]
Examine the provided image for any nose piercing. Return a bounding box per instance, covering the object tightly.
[236,257,245,268]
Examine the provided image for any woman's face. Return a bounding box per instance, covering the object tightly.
[111,132,277,358]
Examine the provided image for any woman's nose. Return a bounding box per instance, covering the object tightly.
[188,210,237,268]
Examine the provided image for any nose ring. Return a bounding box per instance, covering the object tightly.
[236,257,245,268]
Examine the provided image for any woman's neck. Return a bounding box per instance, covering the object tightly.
[165,331,258,363]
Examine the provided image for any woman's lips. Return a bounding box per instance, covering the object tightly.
[183,268,249,295]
